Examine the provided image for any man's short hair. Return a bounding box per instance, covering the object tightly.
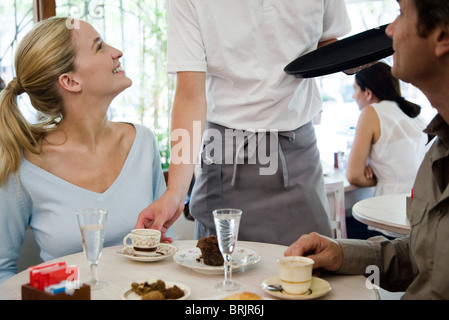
[412,0,449,37]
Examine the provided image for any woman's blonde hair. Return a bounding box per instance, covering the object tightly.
[0,17,76,185]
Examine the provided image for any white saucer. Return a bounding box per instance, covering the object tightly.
[261,276,331,300]
[122,278,190,300]
[173,247,261,274]
[119,243,177,262]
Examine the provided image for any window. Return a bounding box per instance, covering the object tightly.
[0,1,35,121]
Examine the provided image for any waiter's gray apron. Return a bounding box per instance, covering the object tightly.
[189,121,331,246]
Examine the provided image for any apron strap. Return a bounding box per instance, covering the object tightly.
[231,132,257,186]
[231,131,296,189]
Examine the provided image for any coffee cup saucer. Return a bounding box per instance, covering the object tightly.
[119,243,177,262]
[261,276,331,300]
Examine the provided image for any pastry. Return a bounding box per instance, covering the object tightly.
[221,292,263,300]
[196,235,224,266]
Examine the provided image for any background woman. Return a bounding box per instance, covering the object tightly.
[346,62,428,196]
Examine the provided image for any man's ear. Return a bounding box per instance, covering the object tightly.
[58,73,81,93]
[435,26,449,58]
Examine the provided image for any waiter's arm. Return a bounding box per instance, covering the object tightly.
[168,71,207,203]
[135,71,207,237]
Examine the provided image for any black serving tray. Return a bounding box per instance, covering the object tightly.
[284,24,393,78]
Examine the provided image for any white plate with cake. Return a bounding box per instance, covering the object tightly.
[173,246,261,274]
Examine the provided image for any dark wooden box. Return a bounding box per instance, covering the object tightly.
[21,283,91,300]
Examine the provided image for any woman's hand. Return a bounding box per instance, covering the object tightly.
[365,165,375,180]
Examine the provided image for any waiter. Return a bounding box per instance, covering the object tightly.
[136,0,351,246]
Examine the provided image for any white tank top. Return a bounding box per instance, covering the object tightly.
[369,100,429,196]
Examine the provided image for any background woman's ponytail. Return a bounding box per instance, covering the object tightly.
[394,96,421,118]
[0,17,76,186]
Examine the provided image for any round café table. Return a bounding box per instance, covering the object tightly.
[0,240,378,300]
[352,193,410,236]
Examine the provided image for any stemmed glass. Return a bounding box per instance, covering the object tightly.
[76,208,108,290]
[213,208,242,291]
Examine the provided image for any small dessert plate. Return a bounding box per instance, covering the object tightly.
[119,243,177,262]
[173,247,261,274]
[261,276,332,300]
[122,278,190,300]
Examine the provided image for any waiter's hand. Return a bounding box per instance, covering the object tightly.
[285,232,344,271]
[343,61,379,75]
[135,191,184,243]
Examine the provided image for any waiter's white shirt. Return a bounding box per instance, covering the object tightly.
[167,0,351,131]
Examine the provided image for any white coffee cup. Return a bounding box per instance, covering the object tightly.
[123,229,161,256]
[278,256,314,295]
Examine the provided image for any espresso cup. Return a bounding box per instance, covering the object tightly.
[278,256,314,295]
[123,229,161,256]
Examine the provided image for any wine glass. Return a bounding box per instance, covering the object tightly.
[213,208,242,291]
[76,208,108,290]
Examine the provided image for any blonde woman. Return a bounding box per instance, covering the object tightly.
[0,17,167,283]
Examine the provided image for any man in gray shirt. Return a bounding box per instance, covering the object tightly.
[286,0,449,300]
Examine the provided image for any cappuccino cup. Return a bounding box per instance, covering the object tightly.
[278,256,314,295]
[123,229,161,256]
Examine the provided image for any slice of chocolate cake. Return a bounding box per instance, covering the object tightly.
[197,235,224,266]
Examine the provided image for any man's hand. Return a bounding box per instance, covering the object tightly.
[284,232,344,272]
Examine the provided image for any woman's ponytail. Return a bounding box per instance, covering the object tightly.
[394,96,421,119]
[0,17,76,186]
[0,78,42,185]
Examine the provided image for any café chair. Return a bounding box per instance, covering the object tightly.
[17,227,43,272]
[325,181,347,239]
